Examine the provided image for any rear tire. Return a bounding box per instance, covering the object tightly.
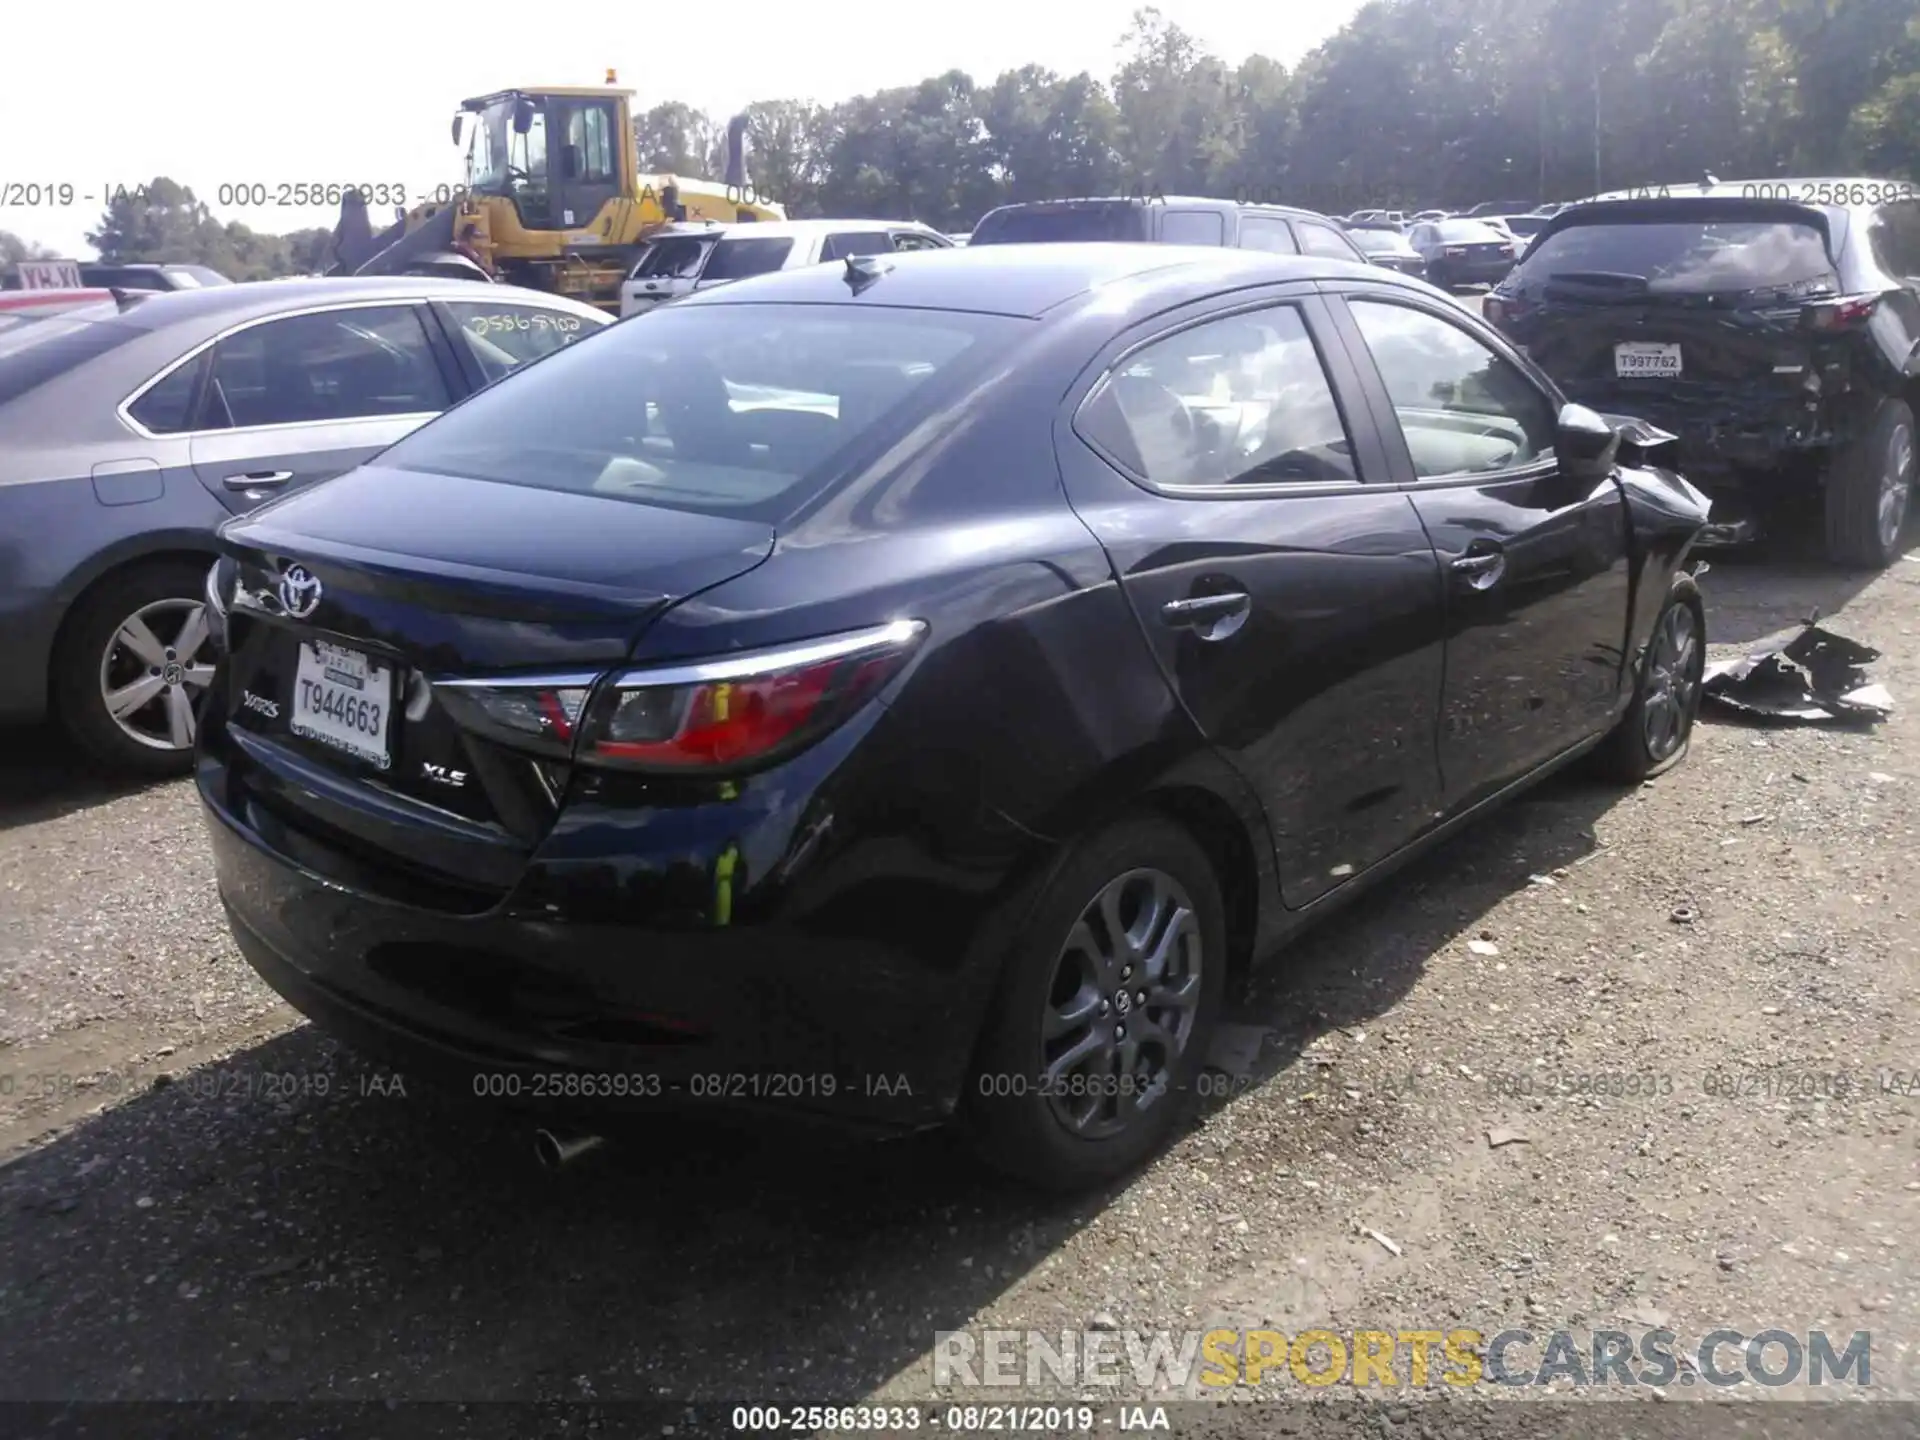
[963,815,1226,1193]
[53,560,214,781]
[1823,397,1914,569]
[1594,573,1705,784]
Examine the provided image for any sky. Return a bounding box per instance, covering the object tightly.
[2,0,1363,261]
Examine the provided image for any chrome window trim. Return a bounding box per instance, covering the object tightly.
[114,295,602,440]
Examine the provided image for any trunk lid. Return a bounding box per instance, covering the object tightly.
[209,463,773,899]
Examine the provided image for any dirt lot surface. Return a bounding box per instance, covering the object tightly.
[2,540,1917,1438]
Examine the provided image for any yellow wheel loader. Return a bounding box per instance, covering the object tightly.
[328,76,784,313]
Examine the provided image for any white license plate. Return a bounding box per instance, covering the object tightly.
[1615,341,1682,378]
[291,640,394,769]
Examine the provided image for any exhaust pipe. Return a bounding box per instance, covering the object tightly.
[534,1128,605,1170]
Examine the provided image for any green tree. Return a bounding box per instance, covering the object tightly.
[1,230,60,266]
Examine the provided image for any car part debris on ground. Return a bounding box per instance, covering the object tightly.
[1701,618,1892,724]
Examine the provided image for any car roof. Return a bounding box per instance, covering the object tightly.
[56,275,609,333]
[677,241,1395,319]
[979,196,1335,223]
[709,218,941,239]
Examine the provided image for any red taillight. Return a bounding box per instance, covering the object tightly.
[1801,294,1881,331]
[583,619,926,774]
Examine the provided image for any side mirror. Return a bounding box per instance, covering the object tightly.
[451,114,465,146]
[724,113,751,191]
[1557,402,1619,478]
[513,99,536,135]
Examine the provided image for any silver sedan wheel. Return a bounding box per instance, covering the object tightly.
[1041,867,1204,1141]
[98,598,214,751]
[1880,420,1914,552]
[1642,602,1701,763]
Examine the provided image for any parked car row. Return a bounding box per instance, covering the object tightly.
[619,219,954,318]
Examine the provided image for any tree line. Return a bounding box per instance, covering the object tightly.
[5,0,1916,270]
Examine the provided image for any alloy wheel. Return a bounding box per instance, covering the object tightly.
[1879,421,1914,551]
[98,598,213,751]
[1642,602,1701,763]
[1040,867,1204,1140]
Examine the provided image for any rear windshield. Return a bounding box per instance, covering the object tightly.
[970,204,1151,245]
[1349,229,1406,253]
[1512,217,1839,296]
[0,313,140,407]
[699,237,795,283]
[1436,220,1507,243]
[634,235,713,280]
[376,302,1029,522]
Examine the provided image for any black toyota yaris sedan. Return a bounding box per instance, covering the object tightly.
[198,243,1711,1191]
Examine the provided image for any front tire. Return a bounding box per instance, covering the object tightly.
[1595,573,1705,783]
[53,560,216,780]
[964,816,1226,1192]
[1824,397,1914,569]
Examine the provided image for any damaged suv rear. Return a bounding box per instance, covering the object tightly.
[1483,185,1920,567]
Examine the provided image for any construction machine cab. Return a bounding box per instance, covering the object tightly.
[454,87,630,232]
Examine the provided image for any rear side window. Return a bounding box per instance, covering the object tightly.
[1238,216,1300,253]
[1865,200,1920,281]
[970,204,1151,244]
[127,352,208,433]
[700,237,794,282]
[1296,223,1360,260]
[1078,306,1358,488]
[633,237,712,279]
[376,303,1027,521]
[0,314,139,407]
[201,305,450,429]
[441,300,600,386]
[1514,215,1839,296]
[1160,211,1224,245]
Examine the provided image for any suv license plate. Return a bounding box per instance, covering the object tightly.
[1616,342,1682,378]
[291,640,394,770]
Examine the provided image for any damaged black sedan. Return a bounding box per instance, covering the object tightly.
[1483,183,1920,568]
[197,245,1711,1192]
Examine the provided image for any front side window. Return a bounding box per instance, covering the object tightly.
[1161,210,1225,245]
[202,305,451,430]
[890,231,946,251]
[634,237,713,280]
[1346,299,1555,477]
[819,232,894,263]
[442,301,600,386]
[376,303,1025,522]
[1078,305,1358,489]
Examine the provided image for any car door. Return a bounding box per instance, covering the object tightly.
[430,297,605,389]
[1325,287,1632,807]
[1055,290,1448,910]
[185,303,457,514]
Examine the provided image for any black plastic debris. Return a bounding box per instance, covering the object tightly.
[1701,619,1892,725]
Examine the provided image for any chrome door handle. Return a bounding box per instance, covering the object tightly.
[1161,591,1251,641]
[224,470,292,490]
[1450,548,1506,589]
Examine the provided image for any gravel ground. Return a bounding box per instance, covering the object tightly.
[1,538,1917,1438]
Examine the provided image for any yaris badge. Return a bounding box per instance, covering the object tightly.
[278,564,322,618]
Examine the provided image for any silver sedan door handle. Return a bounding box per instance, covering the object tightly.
[224,470,293,490]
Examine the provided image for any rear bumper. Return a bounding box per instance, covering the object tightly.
[1434,258,1512,286]
[199,752,990,1133]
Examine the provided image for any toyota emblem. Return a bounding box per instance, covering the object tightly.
[278,564,322,618]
